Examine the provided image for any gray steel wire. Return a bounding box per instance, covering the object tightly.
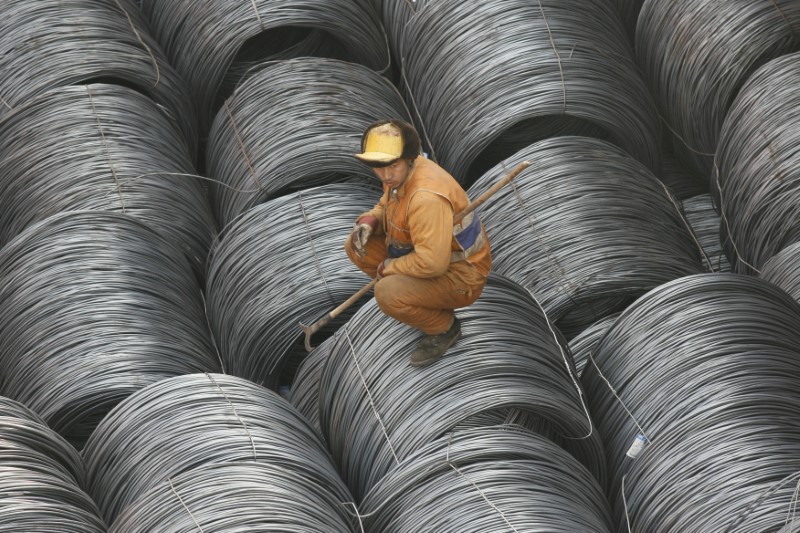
[636,0,800,177]
[318,273,605,502]
[206,183,380,389]
[761,242,800,305]
[370,0,423,67]
[400,0,660,183]
[360,426,613,532]
[83,373,354,527]
[0,83,216,281]
[206,57,411,226]
[581,273,800,531]
[567,313,620,378]
[657,148,708,200]
[713,51,800,275]
[613,0,645,42]
[682,193,731,273]
[138,0,390,135]
[0,0,198,156]
[0,211,219,449]
[290,332,339,435]
[469,136,704,339]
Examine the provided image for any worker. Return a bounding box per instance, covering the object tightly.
[345,119,492,367]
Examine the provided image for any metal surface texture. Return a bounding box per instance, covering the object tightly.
[681,193,731,273]
[567,313,620,378]
[761,242,800,305]
[290,333,338,434]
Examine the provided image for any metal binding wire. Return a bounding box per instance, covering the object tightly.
[206,57,410,226]
[83,373,354,527]
[636,0,800,177]
[0,84,217,281]
[317,274,605,502]
[568,313,620,377]
[682,193,731,273]
[400,0,660,184]
[0,0,198,156]
[206,183,380,389]
[713,52,800,275]
[0,212,219,449]
[469,136,703,339]
[581,273,800,530]
[761,242,800,305]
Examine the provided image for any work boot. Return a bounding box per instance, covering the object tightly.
[409,317,461,367]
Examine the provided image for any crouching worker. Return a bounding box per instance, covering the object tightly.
[345,119,492,367]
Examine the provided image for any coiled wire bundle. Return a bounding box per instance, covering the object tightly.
[360,426,613,532]
[612,0,644,41]
[401,0,660,183]
[0,84,216,280]
[581,273,800,531]
[290,333,338,434]
[0,0,197,156]
[657,147,708,200]
[761,242,800,305]
[0,212,219,448]
[469,136,704,338]
[83,373,354,527]
[318,274,605,501]
[206,57,410,226]
[636,0,800,177]
[682,193,731,273]
[568,313,620,378]
[714,52,800,275]
[138,0,389,135]
[206,183,380,388]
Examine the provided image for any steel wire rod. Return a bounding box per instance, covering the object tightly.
[0,211,219,449]
[83,373,354,527]
[568,313,620,378]
[400,0,660,184]
[206,183,380,389]
[713,51,800,275]
[761,242,800,305]
[682,193,731,273]
[370,0,424,69]
[290,332,339,435]
[318,273,605,502]
[657,148,708,200]
[612,0,645,42]
[636,0,800,178]
[468,136,703,338]
[0,84,216,281]
[206,57,410,226]
[0,0,198,157]
[580,273,800,530]
[138,0,389,135]
[360,426,613,532]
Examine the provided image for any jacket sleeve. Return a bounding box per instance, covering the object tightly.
[384,191,453,278]
[356,187,389,236]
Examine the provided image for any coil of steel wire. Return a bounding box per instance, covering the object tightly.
[761,242,800,305]
[83,373,354,527]
[657,147,708,200]
[612,0,645,42]
[469,136,703,338]
[0,84,216,281]
[361,426,613,532]
[581,273,800,531]
[0,0,197,156]
[0,212,219,449]
[290,333,339,434]
[636,0,800,178]
[568,313,620,378]
[370,0,424,67]
[682,193,731,273]
[206,183,380,388]
[138,0,389,135]
[400,0,660,184]
[713,52,800,275]
[318,273,604,501]
[206,57,410,226]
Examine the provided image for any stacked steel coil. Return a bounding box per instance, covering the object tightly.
[206,57,409,226]
[581,274,800,531]
[0,84,216,280]
[681,193,731,273]
[469,136,703,338]
[761,242,800,305]
[401,0,660,183]
[83,373,355,528]
[657,148,708,200]
[612,0,645,41]
[318,274,604,501]
[0,212,218,448]
[290,333,338,434]
[636,0,800,177]
[568,313,620,377]
[206,183,379,388]
[714,52,800,275]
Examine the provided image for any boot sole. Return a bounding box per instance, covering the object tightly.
[409,330,462,368]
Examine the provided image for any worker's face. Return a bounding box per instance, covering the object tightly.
[373,159,411,190]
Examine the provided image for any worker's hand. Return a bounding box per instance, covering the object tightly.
[377,258,394,280]
[350,216,378,259]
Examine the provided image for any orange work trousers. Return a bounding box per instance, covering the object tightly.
[345,234,487,335]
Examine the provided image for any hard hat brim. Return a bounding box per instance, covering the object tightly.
[354,152,400,165]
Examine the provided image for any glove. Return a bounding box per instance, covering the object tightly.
[377,258,394,280]
[350,215,378,259]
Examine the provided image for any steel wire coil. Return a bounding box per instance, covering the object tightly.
[613,0,645,42]
[360,426,613,532]
[682,193,731,273]
[0,0,198,156]
[400,0,660,184]
[0,84,216,281]
[206,57,410,226]
[657,148,708,200]
[138,0,389,135]
[0,212,219,449]
[290,333,338,434]
[636,0,800,178]
[318,273,605,501]
[83,373,354,526]
[206,183,380,388]
[568,313,620,378]
[370,0,424,68]
[761,242,800,305]
[581,273,800,530]
[469,136,703,339]
[714,52,800,275]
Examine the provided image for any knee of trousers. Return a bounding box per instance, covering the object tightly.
[374,277,405,316]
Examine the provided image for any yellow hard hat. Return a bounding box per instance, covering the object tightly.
[355,123,403,165]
